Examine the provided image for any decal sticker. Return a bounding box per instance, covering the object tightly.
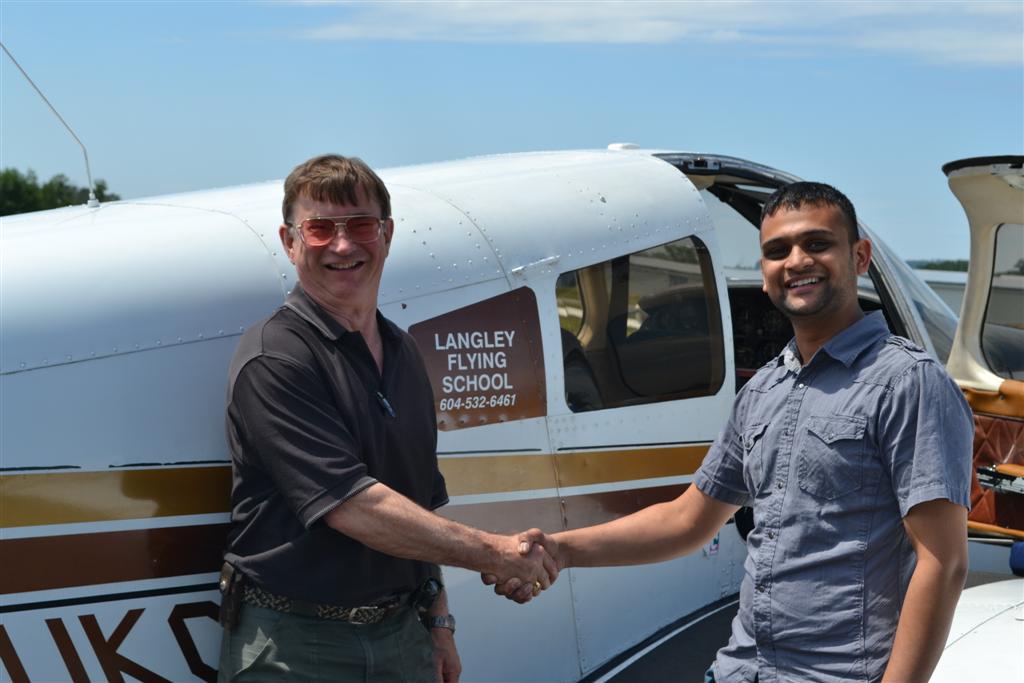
[702,532,720,557]
[410,288,546,431]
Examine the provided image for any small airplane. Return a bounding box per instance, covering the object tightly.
[1,147,1020,681]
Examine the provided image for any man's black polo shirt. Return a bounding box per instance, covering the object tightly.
[223,285,448,605]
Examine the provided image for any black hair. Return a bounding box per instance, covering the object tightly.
[761,182,859,244]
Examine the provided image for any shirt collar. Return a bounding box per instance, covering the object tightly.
[779,310,890,371]
[283,285,399,343]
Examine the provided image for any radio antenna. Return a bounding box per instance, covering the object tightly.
[1,41,100,207]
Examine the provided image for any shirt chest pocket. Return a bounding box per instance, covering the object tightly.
[797,415,867,500]
[743,422,770,492]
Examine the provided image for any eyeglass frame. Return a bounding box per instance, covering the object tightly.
[285,215,389,246]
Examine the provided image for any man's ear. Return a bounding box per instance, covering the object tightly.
[853,238,872,275]
[279,224,297,263]
[383,218,394,247]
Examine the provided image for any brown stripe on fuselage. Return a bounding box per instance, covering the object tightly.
[1,467,232,528]
[0,524,227,595]
[3,483,692,595]
[2,445,709,528]
[560,483,688,529]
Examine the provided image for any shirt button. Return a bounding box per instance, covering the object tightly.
[777,482,783,490]
[768,531,775,539]
[798,382,805,388]
[756,585,765,593]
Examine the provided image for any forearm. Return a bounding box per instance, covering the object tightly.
[883,499,969,683]
[555,485,736,568]
[882,556,965,682]
[325,483,508,575]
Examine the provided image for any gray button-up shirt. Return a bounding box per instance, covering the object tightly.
[695,311,973,683]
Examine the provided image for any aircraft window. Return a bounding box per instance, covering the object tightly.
[982,223,1024,380]
[699,189,763,270]
[556,236,725,412]
[885,248,958,364]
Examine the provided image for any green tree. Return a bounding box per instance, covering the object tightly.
[907,259,969,272]
[1,168,119,216]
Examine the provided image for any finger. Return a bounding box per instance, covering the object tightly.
[526,548,553,589]
[495,577,522,597]
[513,581,536,603]
[540,549,559,583]
[480,573,498,586]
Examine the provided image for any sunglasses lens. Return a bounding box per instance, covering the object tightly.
[302,218,336,246]
[346,217,381,242]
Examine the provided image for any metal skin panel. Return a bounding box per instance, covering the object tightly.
[932,579,1024,682]
[384,151,712,282]
[1,589,223,682]
[0,202,285,375]
[439,566,582,683]
[569,531,747,674]
[379,185,507,304]
[2,339,238,470]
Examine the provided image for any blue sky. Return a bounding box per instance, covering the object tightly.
[2,1,1021,260]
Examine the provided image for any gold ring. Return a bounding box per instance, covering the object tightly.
[533,581,542,592]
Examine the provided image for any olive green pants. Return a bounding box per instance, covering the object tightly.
[218,604,434,682]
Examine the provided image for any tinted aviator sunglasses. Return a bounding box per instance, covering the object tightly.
[289,215,387,247]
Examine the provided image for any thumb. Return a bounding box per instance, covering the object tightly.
[518,528,546,555]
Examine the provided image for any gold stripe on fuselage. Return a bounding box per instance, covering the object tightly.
[1,444,710,528]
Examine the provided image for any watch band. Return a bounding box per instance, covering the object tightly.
[424,614,456,633]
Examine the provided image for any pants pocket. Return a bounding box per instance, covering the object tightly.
[218,606,286,682]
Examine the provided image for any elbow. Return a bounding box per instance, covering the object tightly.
[948,551,969,588]
[926,548,969,591]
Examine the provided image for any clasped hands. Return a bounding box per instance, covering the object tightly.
[482,529,561,604]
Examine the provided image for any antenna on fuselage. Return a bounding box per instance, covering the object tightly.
[1,41,100,208]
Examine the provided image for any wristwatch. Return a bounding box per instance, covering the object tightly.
[424,614,456,633]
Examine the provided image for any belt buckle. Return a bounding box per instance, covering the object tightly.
[333,593,404,624]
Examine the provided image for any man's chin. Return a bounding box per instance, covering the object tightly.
[778,297,827,319]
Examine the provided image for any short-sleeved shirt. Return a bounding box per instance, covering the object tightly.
[223,285,448,606]
[695,311,973,683]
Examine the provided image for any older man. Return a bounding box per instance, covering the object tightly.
[497,182,972,683]
[219,154,555,683]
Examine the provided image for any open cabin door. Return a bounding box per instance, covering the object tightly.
[943,156,1024,543]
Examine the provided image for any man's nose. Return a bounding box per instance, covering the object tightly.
[784,245,813,270]
[326,229,357,252]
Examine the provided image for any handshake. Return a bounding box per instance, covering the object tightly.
[481,529,562,604]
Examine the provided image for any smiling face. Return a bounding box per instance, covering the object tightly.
[279,189,393,319]
[760,203,871,329]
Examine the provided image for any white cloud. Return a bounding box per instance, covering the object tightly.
[289,0,1023,67]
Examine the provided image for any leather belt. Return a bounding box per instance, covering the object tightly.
[241,584,410,624]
